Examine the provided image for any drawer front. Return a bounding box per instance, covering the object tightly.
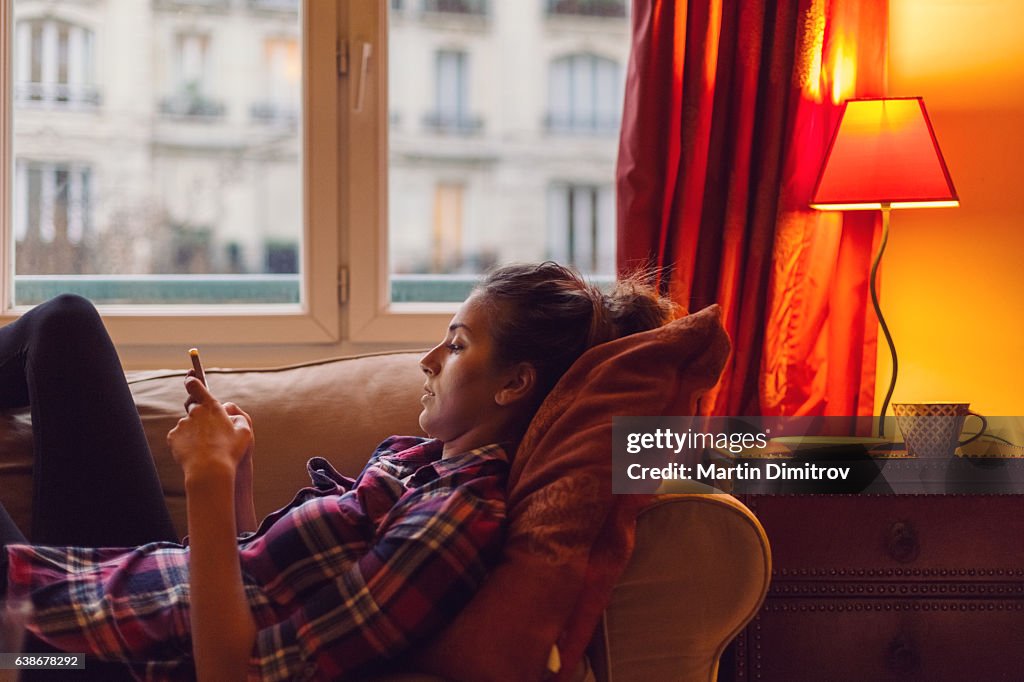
[746,598,1024,681]
[746,495,1024,572]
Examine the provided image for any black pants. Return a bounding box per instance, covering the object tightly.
[0,294,179,680]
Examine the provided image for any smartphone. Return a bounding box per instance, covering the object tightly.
[188,348,207,387]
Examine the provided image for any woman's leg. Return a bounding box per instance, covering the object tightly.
[0,294,176,546]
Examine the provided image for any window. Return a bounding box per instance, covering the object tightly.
[14,18,98,106]
[425,50,480,133]
[378,0,629,328]
[251,37,300,126]
[432,183,465,272]
[546,183,615,275]
[547,53,621,134]
[160,33,224,118]
[2,0,341,352]
[14,161,93,269]
[4,1,630,353]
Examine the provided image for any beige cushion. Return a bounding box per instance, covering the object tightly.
[0,350,427,538]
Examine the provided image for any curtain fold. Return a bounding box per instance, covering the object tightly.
[617,0,888,418]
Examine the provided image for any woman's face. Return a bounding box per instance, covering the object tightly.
[418,294,523,457]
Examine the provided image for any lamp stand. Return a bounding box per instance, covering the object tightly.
[870,204,897,438]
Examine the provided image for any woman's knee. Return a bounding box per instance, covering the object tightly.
[28,294,105,340]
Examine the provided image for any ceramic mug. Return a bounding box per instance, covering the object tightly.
[893,402,988,459]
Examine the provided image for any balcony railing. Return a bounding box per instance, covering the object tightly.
[250,101,299,127]
[422,111,484,134]
[14,82,102,107]
[423,0,488,16]
[247,0,299,12]
[159,94,226,119]
[546,0,626,18]
[154,0,231,10]
[544,112,620,135]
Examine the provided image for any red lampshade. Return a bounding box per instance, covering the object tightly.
[810,97,959,210]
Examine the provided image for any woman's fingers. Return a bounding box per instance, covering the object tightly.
[184,375,216,414]
[169,394,253,473]
[185,376,214,403]
[223,402,254,429]
[229,413,248,429]
[180,378,254,441]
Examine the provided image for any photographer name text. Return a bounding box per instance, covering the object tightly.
[626,461,851,481]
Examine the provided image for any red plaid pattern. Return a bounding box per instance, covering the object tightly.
[5,436,508,681]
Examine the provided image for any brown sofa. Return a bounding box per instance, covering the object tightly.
[0,349,770,681]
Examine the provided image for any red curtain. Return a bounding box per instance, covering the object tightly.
[617,0,888,417]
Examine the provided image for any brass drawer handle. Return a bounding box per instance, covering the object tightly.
[886,520,919,563]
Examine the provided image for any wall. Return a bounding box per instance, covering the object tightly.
[881,0,1024,416]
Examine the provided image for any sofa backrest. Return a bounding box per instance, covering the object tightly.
[0,350,428,538]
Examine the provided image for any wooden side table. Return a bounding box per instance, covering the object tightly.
[729,493,1024,681]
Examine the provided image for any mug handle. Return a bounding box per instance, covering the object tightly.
[959,410,988,447]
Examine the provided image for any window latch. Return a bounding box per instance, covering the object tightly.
[337,40,349,77]
[338,266,350,305]
[354,42,372,113]
[337,40,371,113]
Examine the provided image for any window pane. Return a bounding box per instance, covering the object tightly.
[9,0,303,305]
[388,2,629,302]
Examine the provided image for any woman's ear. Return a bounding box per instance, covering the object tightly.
[495,362,537,407]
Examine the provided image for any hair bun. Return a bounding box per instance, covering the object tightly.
[601,276,679,343]
[475,262,677,400]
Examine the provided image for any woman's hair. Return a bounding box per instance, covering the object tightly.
[473,261,678,400]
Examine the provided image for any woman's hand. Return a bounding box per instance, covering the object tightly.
[168,377,253,484]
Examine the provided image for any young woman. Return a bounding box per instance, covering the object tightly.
[0,262,674,681]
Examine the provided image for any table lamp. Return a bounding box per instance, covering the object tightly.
[810,97,959,437]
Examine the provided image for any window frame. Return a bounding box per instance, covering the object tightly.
[0,0,343,352]
[331,1,630,345]
[342,0,458,345]
[3,1,626,358]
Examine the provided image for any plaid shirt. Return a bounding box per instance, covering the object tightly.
[5,436,508,681]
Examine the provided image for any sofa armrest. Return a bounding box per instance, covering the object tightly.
[594,492,770,682]
[369,493,767,682]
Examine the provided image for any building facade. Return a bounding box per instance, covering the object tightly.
[11,0,627,299]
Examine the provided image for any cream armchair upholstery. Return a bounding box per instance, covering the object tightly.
[597,488,771,682]
[0,350,770,681]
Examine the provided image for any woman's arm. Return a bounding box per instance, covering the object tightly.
[168,378,257,682]
[185,465,257,682]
